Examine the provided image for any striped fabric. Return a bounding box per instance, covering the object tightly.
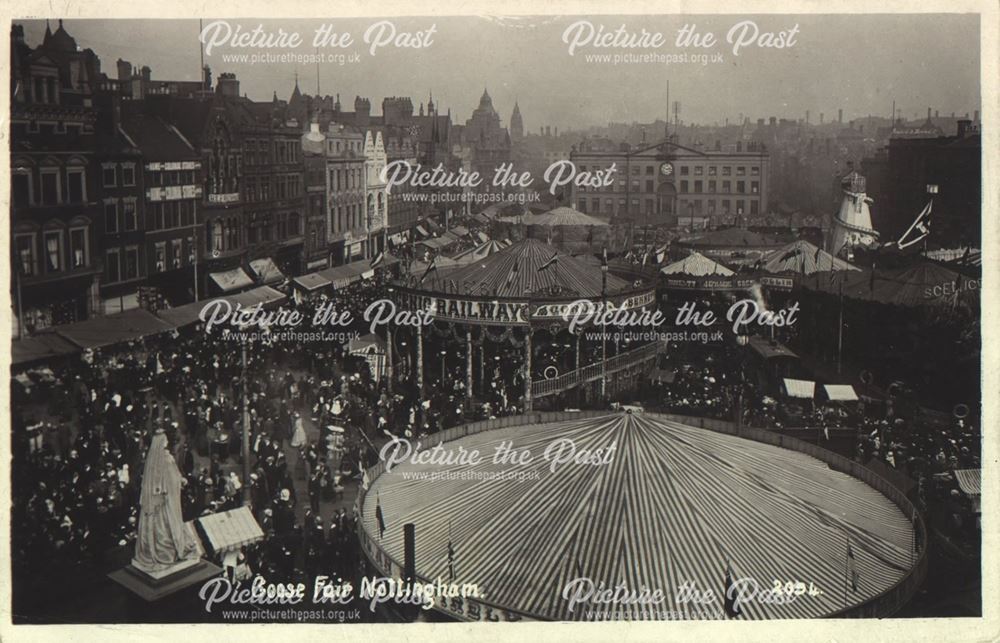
[419,238,629,298]
[363,414,913,620]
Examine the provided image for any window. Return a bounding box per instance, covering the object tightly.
[171,240,182,268]
[631,166,639,175]
[722,200,731,214]
[105,201,119,233]
[67,168,85,203]
[751,181,759,194]
[737,181,746,194]
[723,180,731,193]
[680,166,689,176]
[680,180,688,193]
[708,166,717,176]
[694,166,703,176]
[125,246,139,280]
[106,249,121,283]
[102,164,117,187]
[708,180,716,193]
[123,199,137,231]
[577,200,587,213]
[13,171,32,207]
[737,200,745,215]
[41,169,60,205]
[751,200,759,215]
[694,181,703,194]
[122,163,136,186]
[645,180,654,192]
[737,166,747,176]
[43,230,62,272]
[69,227,88,268]
[15,234,36,276]
[722,166,732,176]
[751,166,760,177]
[592,198,600,213]
[154,242,166,272]
[645,165,654,175]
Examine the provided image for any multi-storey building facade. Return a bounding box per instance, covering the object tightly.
[569,138,770,227]
[10,22,105,331]
[324,123,366,265]
[363,129,388,255]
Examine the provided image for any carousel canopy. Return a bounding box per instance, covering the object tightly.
[363,413,913,620]
[416,238,630,298]
[527,206,610,227]
[763,240,859,275]
[661,252,735,277]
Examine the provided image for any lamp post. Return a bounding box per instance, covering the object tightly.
[601,258,608,401]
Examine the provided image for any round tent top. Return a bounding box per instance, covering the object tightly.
[527,206,610,227]
[362,412,916,621]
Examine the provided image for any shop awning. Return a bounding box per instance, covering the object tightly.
[156,286,287,328]
[197,506,264,554]
[249,257,285,285]
[476,231,489,244]
[293,273,332,292]
[783,378,816,399]
[318,260,373,289]
[209,267,254,293]
[954,469,981,497]
[451,225,470,237]
[12,333,79,365]
[824,384,859,401]
[54,308,175,350]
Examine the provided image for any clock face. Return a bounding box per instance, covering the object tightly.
[660,162,674,176]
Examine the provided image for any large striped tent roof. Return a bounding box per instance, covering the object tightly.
[415,238,630,298]
[363,413,914,620]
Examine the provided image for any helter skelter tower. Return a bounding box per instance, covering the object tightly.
[829,170,879,258]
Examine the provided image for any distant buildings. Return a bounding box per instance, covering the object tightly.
[863,119,982,247]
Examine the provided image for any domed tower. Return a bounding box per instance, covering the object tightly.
[510,101,524,141]
[829,169,879,257]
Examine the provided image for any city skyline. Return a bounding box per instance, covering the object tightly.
[17,15,981,131]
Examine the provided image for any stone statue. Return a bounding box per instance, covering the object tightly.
[132,429,200,574]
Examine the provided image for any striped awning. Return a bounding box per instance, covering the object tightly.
[954,469,981,496]
[363,413,913,620]
[784,378,816,399]
[249,257,285,285]
[197,506,264,554]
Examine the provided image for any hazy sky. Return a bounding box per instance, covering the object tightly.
[19,14,981,130]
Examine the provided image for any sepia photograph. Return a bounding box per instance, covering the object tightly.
[2,4,992,635]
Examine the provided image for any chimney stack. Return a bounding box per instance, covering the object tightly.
[838,108,843,123]
[974,109,979,122]
[820,112,824,124]
[957,119,972,138]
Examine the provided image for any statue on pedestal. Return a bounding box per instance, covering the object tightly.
[132,429,200,575]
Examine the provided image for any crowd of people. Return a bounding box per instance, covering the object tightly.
[10,264,527,615]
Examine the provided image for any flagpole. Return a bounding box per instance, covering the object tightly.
[837,272,844,375]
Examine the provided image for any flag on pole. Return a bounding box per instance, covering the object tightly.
[538,252,559,272]
[369,249,385,269]
[419,257,437,284]
[506,259,519,286]
[896,200,932,250]
[724,561,741,617]
[847,541,859,591]
[375,493,386,538]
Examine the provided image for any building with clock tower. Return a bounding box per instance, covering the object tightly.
[568,137,770,228]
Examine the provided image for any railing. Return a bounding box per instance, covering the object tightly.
[359,409,928,620]
[531,342,664,398]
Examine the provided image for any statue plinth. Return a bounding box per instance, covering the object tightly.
[109,558,222,602]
